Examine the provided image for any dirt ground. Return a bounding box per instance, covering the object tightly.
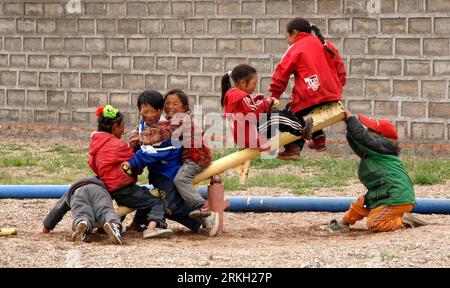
[1,135,450,268]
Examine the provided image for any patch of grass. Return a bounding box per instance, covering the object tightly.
[0,153,39,168]
[405,158,450,185]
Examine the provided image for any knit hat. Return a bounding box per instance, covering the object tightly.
[358,114,398,140]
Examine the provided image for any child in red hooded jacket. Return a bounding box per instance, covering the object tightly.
[270,18,346,160]
[88,104,173,239]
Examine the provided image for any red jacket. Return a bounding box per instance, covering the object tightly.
[269,32,346,114]
[223,88,273,150]
[88,132,136,192]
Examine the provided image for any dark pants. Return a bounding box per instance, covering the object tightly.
[258,109,304,139]
[150,172,202,232]
[111,184,167,229]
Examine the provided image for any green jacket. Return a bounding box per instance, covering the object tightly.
[346,116,415,209]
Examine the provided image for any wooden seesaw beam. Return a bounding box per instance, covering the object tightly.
[192,101,346,184]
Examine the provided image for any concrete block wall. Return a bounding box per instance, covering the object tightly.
[0,0,449,143]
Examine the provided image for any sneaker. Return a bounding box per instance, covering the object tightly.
[103,222,124,245]
[71,220,88,242]
[189,207,212,219]
[277,143,302,161]
[126,221,147,232]
[329,219,350,232]
[307,135,327,151]
[203,212,220,237]
[402,213,428,228]
[143,227,173,239]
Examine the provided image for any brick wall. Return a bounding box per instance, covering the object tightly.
[0,0,449,143]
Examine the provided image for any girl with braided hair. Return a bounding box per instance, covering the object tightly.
[270,18,347,160]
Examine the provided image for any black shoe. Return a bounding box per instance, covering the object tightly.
[71,220,89,242]
[103,222,124,245]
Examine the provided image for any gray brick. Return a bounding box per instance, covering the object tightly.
[396,121,408,140]
[0,19,16,34]
[0,55,7,67]
[368,38,392,55]
[149,2,171,16]
[36,19,56,34]
[343,78,364,96]
[58,112,71,124]
[423,38,449,56]
[81,73,100,88]
[347,100,371,114]
[27,90,46,107]
[17,19,35,33]
[44,38,63,51]
[186,19,206,35]
[56,19,77,34]
[190,76,212,92]
[404,60,430,76]
[168,75,188,90]
[294,0,315,14]
[378,59,402,76]
[128,38,148,53]
[241,39,263,53]
[88,92,108,107]
[24,3,42,16]
[249,58,272,73]
[171,39,191,53]
[172,2,193,16]
[140,20,161,35]
[47,91,65,107]
[317,0,341,14]
[422,80,446,98]
[85,3,106,15]
[218,1,240,14]
[0,71,17,86]
[145,74,166,91]
[20,110,33,122]
[0,109,19,121]
[124,74,145,90]
[202,57,223,73]
[69,56,90,69]
[49,56,68,69]
[328,19,351,35]
[68,92,87,107]
[133,56,154,71]
[396,39,420,56]
[266,0,291,14]
[178,57,201,72]
[72,112,90,123]
[375,101,398,116]
[427,0,450,12]
[150,39,169,53]
[353,18,378,34]
[380,0,395,13]
[110,93,130,109]
[265,38,288,54]
[426,123,445,140]
[4,3,23,15]
[393,80,418,97]
[106,39,126,53]
[28,55,47,68]
[64,38,83,51]
[381,18,406,34]
[106,3,126,16]
[343,38,365,55]
[23,38,42,52]
[242,1,264,15]
[225,57,248,70]
[434,60,450,76]
[112,57,132,71]
[162,20,183,35]
[156,57,176,72]
[44,3,64,16]
[231,19,253,34]
[118,20,138,34]
[208,19,229,35]
[102,74,122,89]
[61,73,79,88]
[35,110,57,123]
[366,80,390,97]
[434,18,450,34]
[344,0,367,13]
[398,0,424,13]
[199,96,220,113]
[97,19,116,35]
[10,55,26,68]
[4,37,22,51]
[127,2,148,16]
[7,90,25,106]
[350,59,375,76]
[39,72,58,87]
[92,56,110,70]
[193,39,216,53]
[217,39,240,53]
[408,18,431,34]
[256,19,278,35]
[429,102,450,119]
[0,90,4,107]
[86,38,105,52]
[402,101,426,117]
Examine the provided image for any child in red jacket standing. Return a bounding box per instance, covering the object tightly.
[270,18,347,160]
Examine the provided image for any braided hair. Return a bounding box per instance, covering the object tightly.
[220,64,257,107]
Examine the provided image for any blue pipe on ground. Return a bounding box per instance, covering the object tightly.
[1,185,449,214]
